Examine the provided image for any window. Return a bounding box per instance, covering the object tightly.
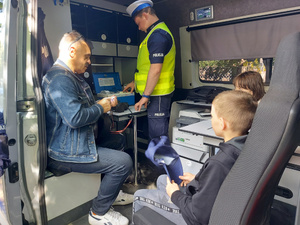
[199,57,274,84]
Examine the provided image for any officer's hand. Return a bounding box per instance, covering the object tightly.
[134,97,148,111]
[123,81,135,93]
[96,98,111,113]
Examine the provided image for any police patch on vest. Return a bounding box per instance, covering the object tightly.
[154,113,165,117]
[153,53,164,57]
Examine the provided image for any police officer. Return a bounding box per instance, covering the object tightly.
[124,0,176,140]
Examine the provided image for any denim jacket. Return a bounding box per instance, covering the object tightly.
[42,59,103,163]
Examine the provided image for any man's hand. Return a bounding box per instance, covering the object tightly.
[96,98,111,113]
[166,176,180,198]
[109,95,118,107]
[134,97,148,111]
[179,172,195,187]
[123,81,135,93]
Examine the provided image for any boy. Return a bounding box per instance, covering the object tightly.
[132,90,258,225]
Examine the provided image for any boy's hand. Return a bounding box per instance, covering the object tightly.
[166,176,179,198]
[179,172,196,187]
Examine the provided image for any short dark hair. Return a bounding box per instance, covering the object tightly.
[135,6,156,17]
[233,71,265,101]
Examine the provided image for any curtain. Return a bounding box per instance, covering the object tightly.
[190,13,300,61]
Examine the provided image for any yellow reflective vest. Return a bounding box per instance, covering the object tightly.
[135,22,175,96]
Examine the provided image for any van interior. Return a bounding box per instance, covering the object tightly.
[1,0,300,224]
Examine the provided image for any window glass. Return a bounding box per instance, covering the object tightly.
[199,58,269,83]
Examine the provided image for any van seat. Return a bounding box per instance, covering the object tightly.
[45,168,70,178]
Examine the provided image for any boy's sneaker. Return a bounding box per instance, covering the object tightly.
[89,208,129,225]
[112,190,134,206]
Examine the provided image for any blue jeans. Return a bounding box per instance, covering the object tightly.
[47,147,133,215]
[133,175,187,225]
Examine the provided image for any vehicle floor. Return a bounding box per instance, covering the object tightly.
[68,151,165,225]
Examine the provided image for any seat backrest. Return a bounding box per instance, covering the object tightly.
[209,32,300,225]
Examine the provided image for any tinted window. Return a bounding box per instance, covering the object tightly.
[199,58,273,84]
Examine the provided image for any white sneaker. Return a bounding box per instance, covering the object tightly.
[112,190,134,206]
[88,208,129,225]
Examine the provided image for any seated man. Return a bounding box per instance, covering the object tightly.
[42,30,132,225]
[132,90,258,225]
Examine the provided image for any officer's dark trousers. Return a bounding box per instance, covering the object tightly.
[147,93,173,140]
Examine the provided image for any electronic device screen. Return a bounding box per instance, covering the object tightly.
[195,6,213,21]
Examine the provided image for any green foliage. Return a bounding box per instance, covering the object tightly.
[199,59,243,82]
[199,58,265,82]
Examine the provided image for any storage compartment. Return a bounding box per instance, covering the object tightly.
[171,143,207,162]
[91,56,114,74]
[117,44,138,57]
[176,116,201,128]
[117,13,139,45]
[70,2,87,37]
[91,41,117,56]
[172,126,209,151]
[87,7,117,43]
[70,3,139,58]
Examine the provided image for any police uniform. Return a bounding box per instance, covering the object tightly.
[127,0,176,139]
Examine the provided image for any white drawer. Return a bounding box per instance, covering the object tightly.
[180,157,203,175]
[172,143,205,161]
[172,127,209,151]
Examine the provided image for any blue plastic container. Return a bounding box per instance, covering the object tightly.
[93,72,135,105]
